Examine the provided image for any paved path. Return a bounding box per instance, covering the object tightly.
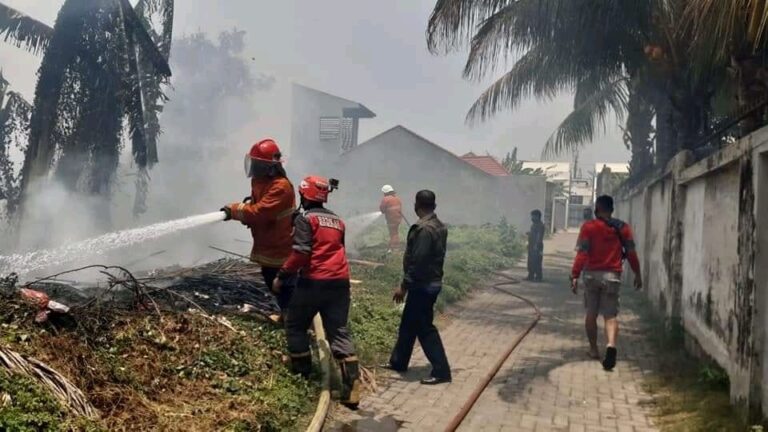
[329,233,659,432]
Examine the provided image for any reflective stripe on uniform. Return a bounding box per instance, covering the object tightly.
[235,203,246,220]
[250,253,288,267]
[277,207,295,219]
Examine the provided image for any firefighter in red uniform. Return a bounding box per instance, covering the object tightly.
[571,195,642,371]
[221,139,296,312]
[272,176,361,408]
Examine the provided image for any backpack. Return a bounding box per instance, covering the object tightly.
[600,218,628,260]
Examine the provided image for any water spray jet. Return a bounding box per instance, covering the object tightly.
[1,211,227,277]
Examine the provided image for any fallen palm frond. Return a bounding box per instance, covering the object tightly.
[359,366,378,393]
[0,347,98,419]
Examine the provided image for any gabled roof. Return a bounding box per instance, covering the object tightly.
[460,153,509,176]
[348,126,497,178]
[292,83,376,118]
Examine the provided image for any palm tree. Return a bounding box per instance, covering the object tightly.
[0,3,53,55]
[682,0,768,135]
[0,72,32,207]
[7,0,174,225]
[426,0,731,174]
[427,0,657,167]
[501,147,545,175]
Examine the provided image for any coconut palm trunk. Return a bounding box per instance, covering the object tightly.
[624,76,654,176]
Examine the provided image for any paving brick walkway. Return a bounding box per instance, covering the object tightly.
[329,233,659,432]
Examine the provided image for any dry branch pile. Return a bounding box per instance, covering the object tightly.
[0,258,315,431]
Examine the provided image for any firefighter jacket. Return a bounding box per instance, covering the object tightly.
[402,213,448,289]
[278,207,350,283]
[571,218,641,279]
[229,176,295,268]
[380,195,403,226]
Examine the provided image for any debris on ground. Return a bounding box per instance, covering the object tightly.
[0,258,316,431]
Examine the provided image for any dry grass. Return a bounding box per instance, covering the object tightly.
[0,295,316,431]
[625,292,756,432]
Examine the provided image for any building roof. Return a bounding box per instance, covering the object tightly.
[460,153,509,176]
[594,162,629,174]
[292,83,376,118]
[350,126,496,178]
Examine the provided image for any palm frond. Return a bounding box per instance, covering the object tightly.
[121,0,148,170]
[119,0,171,77]
[0,3,53,55]
[462,0,554,79]
[463,0,647,80]
[542,77,629,158]
[683,0,768,59]
[426,0,512,54]
[466,44,579,124]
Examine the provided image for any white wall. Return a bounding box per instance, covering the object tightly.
[615,129,768,416]
[334,127,546,229]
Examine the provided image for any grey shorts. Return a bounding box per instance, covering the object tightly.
[582,271,621,318]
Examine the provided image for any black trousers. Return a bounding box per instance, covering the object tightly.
[527,249,543,280]
[261,266,294,310]
[389,284,451,380]
[286,280,356,359]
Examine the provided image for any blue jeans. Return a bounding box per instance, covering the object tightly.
[389,283,451,379]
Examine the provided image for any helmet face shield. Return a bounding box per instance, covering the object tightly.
[245,155,278,178]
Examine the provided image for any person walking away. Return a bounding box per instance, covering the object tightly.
[221,138,296,315]
[272,176,361,409]
[570,195,642,370]
[383,190,451,385]
[526,209,545,281]
[379,185,403,252]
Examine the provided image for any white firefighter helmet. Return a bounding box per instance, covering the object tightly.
[381,184,395,194]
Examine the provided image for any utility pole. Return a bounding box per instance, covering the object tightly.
[565,151,578,230]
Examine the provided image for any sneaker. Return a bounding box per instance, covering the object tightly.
[602,347,617,371]
[420,376,451,385]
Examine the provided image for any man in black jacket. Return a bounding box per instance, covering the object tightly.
[382,190,451,385]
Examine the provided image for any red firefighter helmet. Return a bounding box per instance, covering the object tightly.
[244,138,282,177]
[299,175,334,203]
[249,139,281,162]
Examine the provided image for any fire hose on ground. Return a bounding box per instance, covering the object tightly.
[443,273,542,432]
[306,314,332,432]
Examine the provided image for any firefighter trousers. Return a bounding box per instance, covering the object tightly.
[286,279,356,359]
[387,223,401,249]
[262,266,295,310]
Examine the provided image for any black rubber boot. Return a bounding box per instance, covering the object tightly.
[339,357,361,410]
[290,352,313,378]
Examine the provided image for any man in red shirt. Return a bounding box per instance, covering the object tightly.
[272,176,360,409]
[571,195,642,370]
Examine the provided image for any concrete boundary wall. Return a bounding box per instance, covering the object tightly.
[615,127,768,419]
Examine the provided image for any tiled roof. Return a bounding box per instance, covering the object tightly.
[460,154,509,176]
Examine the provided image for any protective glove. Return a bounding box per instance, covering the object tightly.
[220,206,232,221]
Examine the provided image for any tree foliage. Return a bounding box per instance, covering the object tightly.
[501,147,545,175]
[0,3,53,55]
[5,0,174,222]
[427,0,768,180]
[0,75,31,209]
